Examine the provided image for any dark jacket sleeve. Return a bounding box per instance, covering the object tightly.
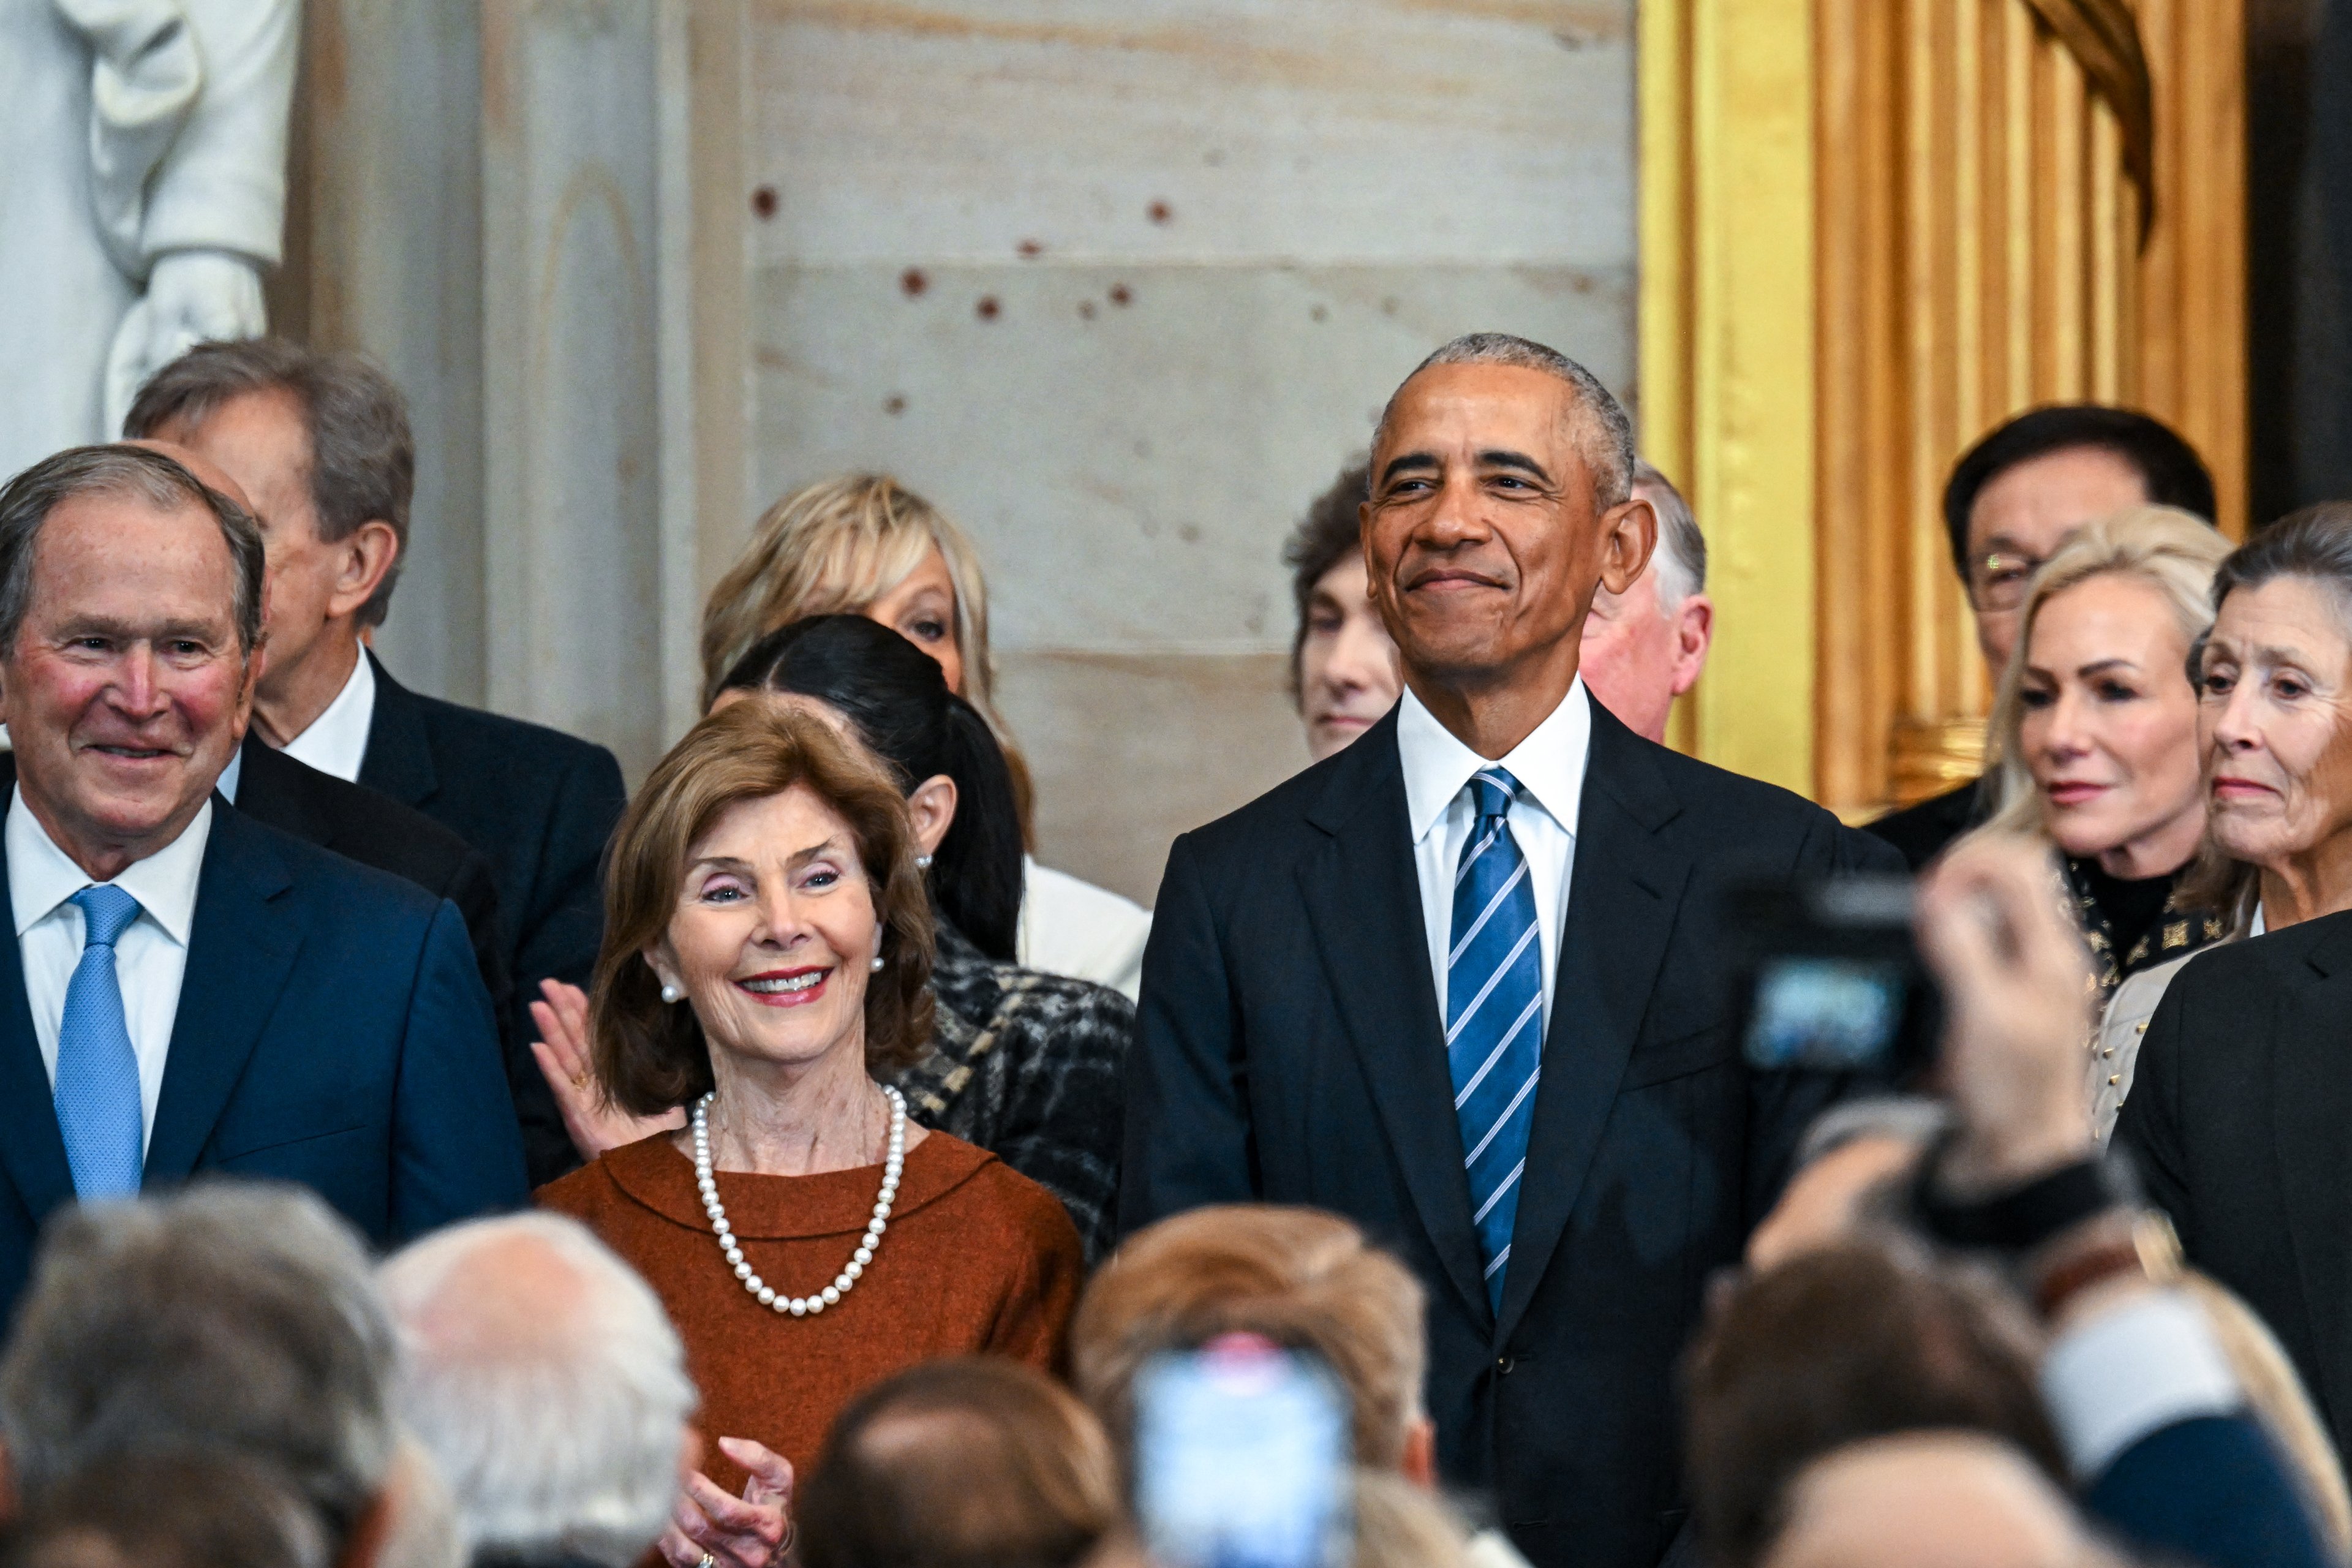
[1119,831,1256,1235]
[2111,971,2192,1249]
[446,850,574,1188]
[2082,1414,2334,1568]
[510,744,627,1002]
[990,985,1131,1265]
[391,900,530,1237]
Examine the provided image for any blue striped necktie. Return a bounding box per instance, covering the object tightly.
[1447,767,1544,1312]
[52,884,145,1199]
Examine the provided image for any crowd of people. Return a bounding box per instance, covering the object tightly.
[0,324,2345,1568]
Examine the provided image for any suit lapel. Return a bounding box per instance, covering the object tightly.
[356,652,438,807]
[1497,696,1689,1344]
[2275,915,2352,1428]
[1297,711,1492,1325]
[0,763,77,1223]
[142,808,303,1182]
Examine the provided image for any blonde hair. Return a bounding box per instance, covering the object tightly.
[1070,1205,1428,1472]
[2183,1272,2352,1561]
[700,475,1000,720]
[1980,506,2231,839]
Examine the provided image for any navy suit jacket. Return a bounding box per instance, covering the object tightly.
[1123,695,1902,1568]
[0,791,529,1324]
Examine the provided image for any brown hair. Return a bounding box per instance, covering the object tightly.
[1683,1240,2065,1568]
[590,703,936,1115]
[1071,1205,1427,1471]
[796,1358,1120,1568]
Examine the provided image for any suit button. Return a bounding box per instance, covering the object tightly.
[1496,1355,1516,1375]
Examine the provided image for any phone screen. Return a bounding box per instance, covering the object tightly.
[1741,954,1911,1070]
[1133,1339,1350,1568]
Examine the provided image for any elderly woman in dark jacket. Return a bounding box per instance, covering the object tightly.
[535,616,1131,1259]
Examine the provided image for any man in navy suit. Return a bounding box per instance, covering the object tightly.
[0,443,525,1319]
[1123,334,1901,1568]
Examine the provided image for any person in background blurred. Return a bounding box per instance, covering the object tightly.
[381,1212,701,1568]
[2119,503,2352,1471]
[1868,406,2217,869]
[795,1358,1120,1568]
[1578,458,1713,745]
[538,704,1082,1566]
[1967,508,2233,1142]
[699,475,1150,999]
[1283,459,1401,762]
[537,616,1132,1259]
[0,1451,334,1568]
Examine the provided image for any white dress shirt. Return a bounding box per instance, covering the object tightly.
[9,787,213,1153]
[217,649,375,804]
[1396,679,1592,1026]
[2040,1288,2244,1477]
[1017,857,1152,1002]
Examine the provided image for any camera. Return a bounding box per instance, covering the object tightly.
[1722,873,1941,1083]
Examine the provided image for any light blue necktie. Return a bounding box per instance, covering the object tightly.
[1447,768,1545,1313]
[53,885,145,1199]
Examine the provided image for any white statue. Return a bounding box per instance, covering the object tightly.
[0,0,298,484]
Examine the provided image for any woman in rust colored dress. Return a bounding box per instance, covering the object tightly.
[539,702,1082,1568]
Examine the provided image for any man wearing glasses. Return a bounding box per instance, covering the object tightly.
[1866,405,2217,869]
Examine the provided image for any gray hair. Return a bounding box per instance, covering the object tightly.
[1632,458,1708,608]
[124,338,415,630]
[0,1183,397,1545]
[380,1212,698,1567]
[0,444,266,655]
[2,1449,336,1568]
[1376,333,1637,510]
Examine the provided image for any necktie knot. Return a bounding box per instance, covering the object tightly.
[70,884,140,951]
[1468,769,1519,823]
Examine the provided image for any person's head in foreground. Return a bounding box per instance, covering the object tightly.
[715,614,1026,962]
[0,443,263,880]
[1071,1204,1431,1482]
[796,1358,1118,1568]
[0,1183,398,1558]
[1758,1433,2133,1568]
[1683,1239,2064,1568]
[593,699,937,1132]
[1285,459,1400,761]
[380,1212,700,1568]
[1980,507,2231,881]
[122,339,410,741]
[1362,333,1651,747]
[2187,503,2352,930]
[1943,405,2215,676]
[0,1450,332,1568]
[1578,458,1712,744]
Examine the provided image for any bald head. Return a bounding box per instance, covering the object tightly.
[380,1214,696,1567]
[1765,1434,2119,1568]
[123,438,257,518]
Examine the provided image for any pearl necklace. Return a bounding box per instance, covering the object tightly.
[692,1086,905,1317]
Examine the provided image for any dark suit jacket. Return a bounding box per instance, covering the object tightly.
[1861,775,1984,871]
[358,654,626,1073]
[1123,695,1902,1568]
[2086,1414,2334,1568]
[230,736,571,1185]
[0,793,529,1323]
[2113,911,2352,1459]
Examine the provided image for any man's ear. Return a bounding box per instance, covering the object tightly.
[1670,593,1716,696]
[1596,495,1659,597]
[325,520,401,623]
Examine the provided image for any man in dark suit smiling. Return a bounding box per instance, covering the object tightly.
[0,444,524,1320]
[1123,334,1898,1568]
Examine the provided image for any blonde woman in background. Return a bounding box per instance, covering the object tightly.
[701,475,1151,1000]
[1969,506,2233,1144]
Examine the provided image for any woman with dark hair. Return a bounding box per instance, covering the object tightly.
[537,616,1132,1259]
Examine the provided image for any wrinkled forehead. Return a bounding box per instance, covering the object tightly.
[28,491,239,614]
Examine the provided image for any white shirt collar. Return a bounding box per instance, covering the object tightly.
[1395,676,1592,844]
[277,649,377,783]
[6,786,211,946]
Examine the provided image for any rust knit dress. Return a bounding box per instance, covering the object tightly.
[538,1126,1083,1493]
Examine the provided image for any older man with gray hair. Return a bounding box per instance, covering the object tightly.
[381,1212,702,1568]
[1578,458,1713,745]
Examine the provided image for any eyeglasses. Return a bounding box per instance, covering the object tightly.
[1967,549,2046,612]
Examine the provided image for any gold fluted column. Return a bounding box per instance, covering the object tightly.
[1644,0,2246,815]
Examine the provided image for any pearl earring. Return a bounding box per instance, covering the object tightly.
[660,982,682,1004]
[915,854,933,870]
[870,955,886,972]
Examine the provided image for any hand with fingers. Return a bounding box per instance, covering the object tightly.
[1913,831,2100,1195]
[660,1437,794,1568]
[529,977,685,1162]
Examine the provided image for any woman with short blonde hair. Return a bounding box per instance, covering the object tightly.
[699,473,1152,998]
[1970,505,2232,1142]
